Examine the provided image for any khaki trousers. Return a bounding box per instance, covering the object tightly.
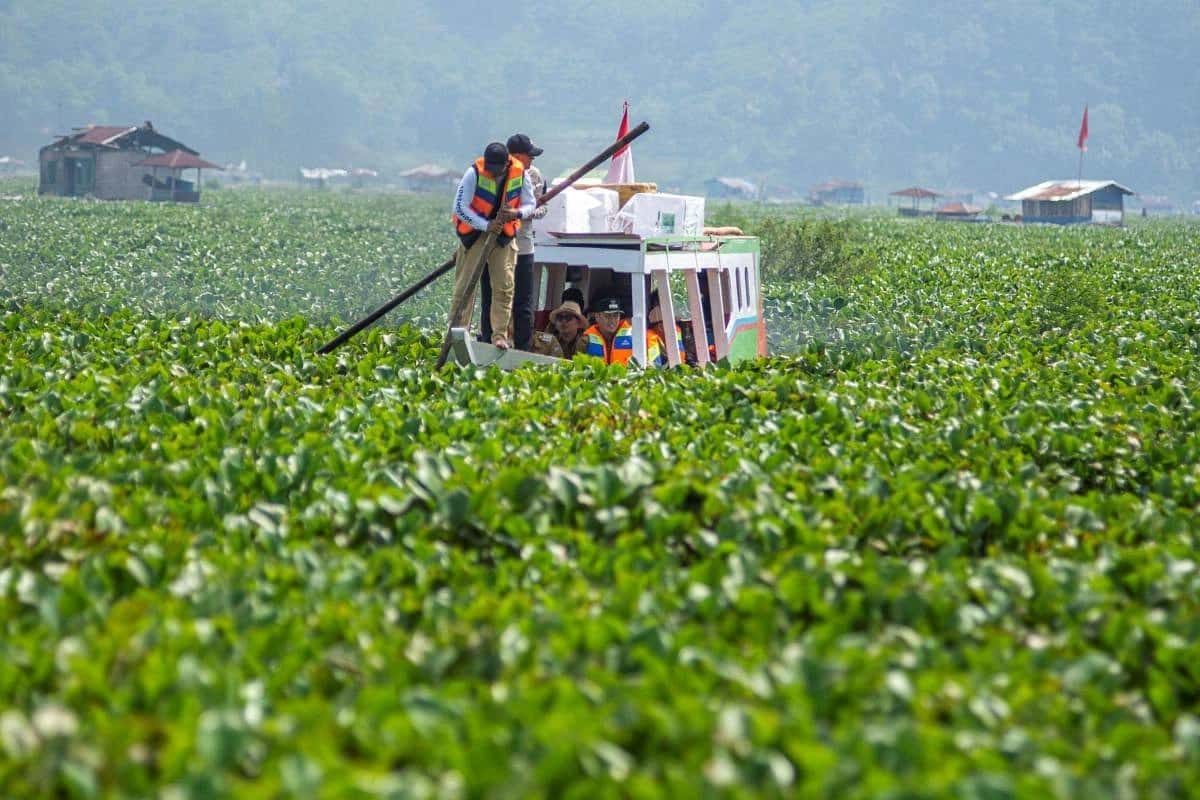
[449,236,517,342]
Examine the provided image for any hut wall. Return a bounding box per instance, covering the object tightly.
[96,150,153,201]
[38,150,64,195]
[1090,185,1125,223]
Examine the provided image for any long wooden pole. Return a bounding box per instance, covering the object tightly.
[435,231,500,368]
[317,122,650,356]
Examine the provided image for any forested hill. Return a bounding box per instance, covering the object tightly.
[2,0,1196,199]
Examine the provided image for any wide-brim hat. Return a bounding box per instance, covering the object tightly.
[551,300,587,323]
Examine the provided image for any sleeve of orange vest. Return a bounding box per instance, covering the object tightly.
[453,167,489,231]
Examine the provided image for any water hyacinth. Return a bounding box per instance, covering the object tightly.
[2,186,1200,797]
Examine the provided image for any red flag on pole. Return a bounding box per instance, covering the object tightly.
[604,101,635,184]
[1076,105,1089,152]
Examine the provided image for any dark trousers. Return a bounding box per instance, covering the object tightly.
[480,252,536,349]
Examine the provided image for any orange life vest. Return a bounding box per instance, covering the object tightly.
[453,157,525,242]
[649,324,685,366]
[584,320,662,366]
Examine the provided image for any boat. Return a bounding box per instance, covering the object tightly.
[449,229,766,369]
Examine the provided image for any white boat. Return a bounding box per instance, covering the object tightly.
[450,231,766,369]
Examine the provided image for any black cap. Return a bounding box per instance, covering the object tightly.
[596,296,624,315]
[506,133,544,157]
[483,142,508,168]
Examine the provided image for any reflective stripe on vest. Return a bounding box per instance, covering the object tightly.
[584,320,660,366]
[453,157,525,239]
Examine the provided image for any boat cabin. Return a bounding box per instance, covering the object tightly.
[449,231,766,369]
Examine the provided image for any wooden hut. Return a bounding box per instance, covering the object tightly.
[935,202,984,221]
[704,177,758,200]
[398,164,459,193]
[136,150,223,203]
[889,186,941,217]
[38,122,216,201]
[1137,195,1174,217]
[1005,180,1134,225]
[809,180,864,206]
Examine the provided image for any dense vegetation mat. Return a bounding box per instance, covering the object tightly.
[2,191,1200,797]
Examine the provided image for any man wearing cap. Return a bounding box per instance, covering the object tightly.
[531,299,588,359]
[449,141,536,349]
[582,297,662,366]
[479,133,547,350]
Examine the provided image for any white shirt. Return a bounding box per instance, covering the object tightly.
[516,165,548,256]
[452,163,536,232]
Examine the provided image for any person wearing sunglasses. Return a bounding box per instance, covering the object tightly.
[531,299,589,359]
[582,296,661,366]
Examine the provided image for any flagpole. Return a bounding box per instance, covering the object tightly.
[1076,102,1088,189]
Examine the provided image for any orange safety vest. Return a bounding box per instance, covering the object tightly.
[453,157,525,242]
[649,324,685,366]
[584,320,662,366]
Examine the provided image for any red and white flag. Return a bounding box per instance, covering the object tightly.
[604,102,635,184]
[1077,105,1089,152]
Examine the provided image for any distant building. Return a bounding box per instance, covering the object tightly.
[1006,180,1134,225]
[398,164,459,193]
[935,202,984,221]
[704,177,759,201]
[0,156,26,174]
[299,167,349,188]
[889,186,941,217]
[38,122,220,202]
[220,160,264,186]
[1137,195,1174,216]
[940,188,977,205]
[809,180,864,206]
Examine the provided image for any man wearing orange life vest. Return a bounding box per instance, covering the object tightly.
[449,142,536,350]
[583,296,662,366]
[647,289,690,367]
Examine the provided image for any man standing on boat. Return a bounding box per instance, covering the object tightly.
[449,141,536,350]
[479,133,547,350]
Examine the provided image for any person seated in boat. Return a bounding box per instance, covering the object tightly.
[647,290,691,367]
[531,299,588,359]
[582,296,662,366]
[561,287,587,317]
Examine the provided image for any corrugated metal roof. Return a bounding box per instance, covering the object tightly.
[1006,180,1134,202]
[936,202,983,215]
[811,179,862,193]
[400,164,456,179]
[710,176,758,193]
[72,125,138,146]
[890,186,940,199]
[49,125,198,155]
[135,150,222,170]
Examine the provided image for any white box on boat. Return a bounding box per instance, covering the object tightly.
[613,193,706,237]
[583,187,619,233]
[535,187,600,240]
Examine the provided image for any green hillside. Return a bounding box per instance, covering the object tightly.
[1,1,1197,199]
